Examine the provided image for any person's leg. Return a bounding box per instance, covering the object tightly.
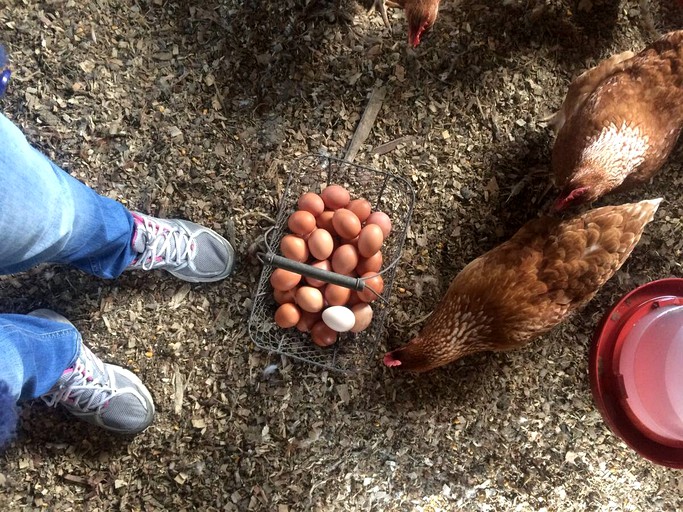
[0,113,137,278]
[0,310,154,445]
[0,313,79,401]
[0,312,79,448]
[0,112,235,282]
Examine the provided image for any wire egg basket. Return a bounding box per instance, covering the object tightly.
[248,154,415,373]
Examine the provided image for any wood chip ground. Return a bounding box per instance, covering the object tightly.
[1,0,682,510]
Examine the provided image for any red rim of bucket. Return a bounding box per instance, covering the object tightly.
[590,278,683,468]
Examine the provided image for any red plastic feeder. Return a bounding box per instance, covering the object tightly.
[590,278,683,468]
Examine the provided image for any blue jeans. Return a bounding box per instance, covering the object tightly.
[0,112,137,403]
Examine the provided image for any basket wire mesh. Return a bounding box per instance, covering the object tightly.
[248,154,415,373]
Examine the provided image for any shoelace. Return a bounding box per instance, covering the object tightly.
[136,219,196,271]
[42,362,113,412]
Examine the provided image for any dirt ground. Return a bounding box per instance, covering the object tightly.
[1,0,683,510]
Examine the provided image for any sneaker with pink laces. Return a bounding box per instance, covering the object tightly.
[35,310,155,435]
[128,212,234,283]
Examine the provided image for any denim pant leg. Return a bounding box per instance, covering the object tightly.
[0,112,137,278]
[0,314,79,401]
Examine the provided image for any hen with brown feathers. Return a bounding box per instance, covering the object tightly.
[552,31,683,210]
[384,199,661,372]
[363,0,440,47]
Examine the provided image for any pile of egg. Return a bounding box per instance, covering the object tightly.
[270,184,392,347]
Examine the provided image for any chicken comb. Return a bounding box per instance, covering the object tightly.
[553,186,589,211]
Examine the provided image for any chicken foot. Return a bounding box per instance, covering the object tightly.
[372,0,392,29]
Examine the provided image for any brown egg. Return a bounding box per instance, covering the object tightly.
[273,287,297,304]
[331,244,359,275]
[347,198,372,222]
[316,210,337,236]
[332,208,362,240]
[274,303,302,328]
[311,321,338,347]
[358,272,384,302]
[297,192,325,216]
[366,211,392,238]
[356,251,383,275]
[280,234,309,262]
[350,303,373,333]
[296,311,322,332]
[321,184,350,210]
[324,284,352,306]
[307,228,334,261]
[270,268,302,291]
[347,291,363,307]
[287,210,316,236]
[305,260,332,288]
[357,224,384,258]
[295,286,324,313]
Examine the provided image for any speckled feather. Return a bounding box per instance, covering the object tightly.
[552,31,683,207]
[384,199,661,372]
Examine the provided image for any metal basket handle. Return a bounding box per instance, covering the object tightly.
[256,251,387,303]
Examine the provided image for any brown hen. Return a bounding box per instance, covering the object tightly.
[368,0,440,47]
[551,31,683,210]
[384,199,661,372]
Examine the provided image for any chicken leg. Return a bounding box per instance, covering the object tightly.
[370,0,405,28]
[372,0,391,28]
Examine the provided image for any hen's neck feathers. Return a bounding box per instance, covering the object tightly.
[577,121,650,186]
[418,293,495,359]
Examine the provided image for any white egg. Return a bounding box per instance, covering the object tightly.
[322,305,356,333]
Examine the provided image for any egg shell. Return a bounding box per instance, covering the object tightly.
[274,303,301,328]
[358,272,384,302]
[347,291,364,307]
[316,210,337,235]
[322,306,356,332]
[297,192,325,216]
[331,244,359,275]
[280,234,309,262]
[347,198,372,222]
[295,286,324,313]
[304,259,332,288]
[273,287,297,304]
[366,211,392,238]
[270,268,302,291]
[356,251,383,275]
[307,228,334,261]
[357,224,384,258]
[287,210,316,236]
[321,184,350,210]
[350,303,373,333]
[311,321,338,347]
[332,208,362,240]
[296,311,322,333]
[324,284,352,306]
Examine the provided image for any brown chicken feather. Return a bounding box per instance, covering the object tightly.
[369,0,440,47]
[551,31,683,210]
[384,199,661,372]
[545,50,635,135]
